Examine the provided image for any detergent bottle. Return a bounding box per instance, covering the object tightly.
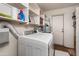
[18,9,25,23]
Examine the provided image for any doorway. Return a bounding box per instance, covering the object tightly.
[52,15,64,45]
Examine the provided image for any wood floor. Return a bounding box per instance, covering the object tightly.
[54,44,75,56]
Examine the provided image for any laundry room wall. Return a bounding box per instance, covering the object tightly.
[45,6,78,48]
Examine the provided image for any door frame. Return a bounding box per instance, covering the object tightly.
[51,14,64,46]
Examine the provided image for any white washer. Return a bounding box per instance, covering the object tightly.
[18,32,54,56]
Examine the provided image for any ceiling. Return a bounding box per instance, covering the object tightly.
[38,3,79,11]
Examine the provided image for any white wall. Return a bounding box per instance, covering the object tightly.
[45,6,77,48]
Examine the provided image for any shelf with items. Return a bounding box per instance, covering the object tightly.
[29,3,40,16]
[29,10,38,16]
[0,3,29,24]
[29,15,40,25]
[29,3,40,25]
[11,6,29,23]
[9,3,29,24]
[40,14,45,26]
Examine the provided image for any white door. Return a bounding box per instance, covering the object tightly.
[76,7,79,56]
[64,13,74,48]
[52,15,64,45]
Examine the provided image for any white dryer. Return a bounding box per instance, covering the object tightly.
[18,32,54,56]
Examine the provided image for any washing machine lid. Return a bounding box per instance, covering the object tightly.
[23,32,53,44]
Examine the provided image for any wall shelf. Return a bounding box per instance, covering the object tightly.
[6,3,29,24]
[29,9,38,16]
[29,3,40,16]
[8,3,26,9]
[29,3,40,26]
[0,16,27,24]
